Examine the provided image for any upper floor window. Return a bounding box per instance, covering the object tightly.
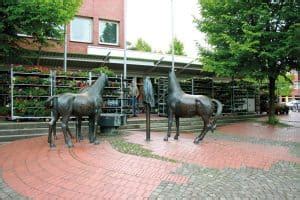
[70,17,93,43]
[99,20,119,45]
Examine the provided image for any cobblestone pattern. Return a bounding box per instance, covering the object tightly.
[150,161,300,199]
[0,170,27,200]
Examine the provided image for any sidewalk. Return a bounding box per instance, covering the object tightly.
[0,113,299,199]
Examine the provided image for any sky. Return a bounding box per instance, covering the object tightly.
[127,0,207,58]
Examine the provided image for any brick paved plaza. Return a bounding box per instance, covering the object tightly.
[0,112,299,199]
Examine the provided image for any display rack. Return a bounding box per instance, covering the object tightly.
[192,78,213,96]
[157,77,168,116]
[180,78,192,94]
[10,67,52,120]
[0,70,10,117]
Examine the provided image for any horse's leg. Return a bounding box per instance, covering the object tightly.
[67,126,74,139]
[174,116,180,140]
[48,111,59,148]
[61,115,74,148]
[76,117,83,141]
[194,115,209,144]
[88,116,95,143]
[164,109,173,141]
[93,110,100,145]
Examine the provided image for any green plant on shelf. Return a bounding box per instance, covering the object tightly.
[14,87,49,96]
[92,66,115,77]
[0,107,9,116]
[56,87,78,94]
[13,65,49,74]
[57,70,89,77]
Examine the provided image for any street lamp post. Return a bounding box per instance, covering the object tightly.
[171,0,175,71]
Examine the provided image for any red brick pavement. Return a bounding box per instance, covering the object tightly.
[1,115,300,199]
[218,122,300,142]
[0,136,187,199]
[125,131,300,170]
[218,112,300,143]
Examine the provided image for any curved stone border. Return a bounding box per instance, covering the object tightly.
[0,170,27,200]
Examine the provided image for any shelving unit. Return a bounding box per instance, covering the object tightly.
[180,79,192,94]
[0,65,262,120]
[157,77,168,116]
[10,68,52,120]
[0,70,10,116]
[193,78,213,96]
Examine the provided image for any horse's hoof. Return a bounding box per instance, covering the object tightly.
[50,143,56,148]
[174,136,178,140]
[193,138,200,144]
[67,141,74,148]
[163,137,169,141]
[94,140,100,145]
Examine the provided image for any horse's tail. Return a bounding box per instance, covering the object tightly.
[212,99,223,117]
[45,95,58,109]
[210,99,223,133]
[143,77,155,107]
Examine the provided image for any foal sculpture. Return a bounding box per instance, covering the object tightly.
[164,70,222,144]
[45,74,108,148]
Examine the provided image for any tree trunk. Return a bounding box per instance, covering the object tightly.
[268,75,276,120]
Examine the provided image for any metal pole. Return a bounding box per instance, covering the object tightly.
[123,0,127,79]
[10,66,14,120]
[64,24,68,72]
[171,0,175,71]
[145,103,150,141]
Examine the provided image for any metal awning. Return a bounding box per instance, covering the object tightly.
[2,48,212,78]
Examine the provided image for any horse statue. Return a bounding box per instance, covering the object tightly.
[143,76,155,141]
[164,70,222,144]
[45,73,108,148]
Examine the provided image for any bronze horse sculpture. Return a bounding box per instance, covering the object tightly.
[45,74,108,148]
[164,70,222,144]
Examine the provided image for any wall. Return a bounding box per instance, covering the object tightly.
[18,0,124,54]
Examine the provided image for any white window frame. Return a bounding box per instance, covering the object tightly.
[70,16,93,43]
[99,20,119,46]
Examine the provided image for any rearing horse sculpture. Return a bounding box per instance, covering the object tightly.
[164,70,222,144]
[45,74,108,148]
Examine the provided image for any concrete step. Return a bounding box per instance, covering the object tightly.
[0,121,89,129]
[0,124,89,142]
[126,114,259,125]
[122,117,249,130]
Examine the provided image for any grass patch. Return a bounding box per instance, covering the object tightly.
[106,136,177,163]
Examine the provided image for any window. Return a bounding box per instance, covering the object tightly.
[99,20,119,45]
[70,17,93,43]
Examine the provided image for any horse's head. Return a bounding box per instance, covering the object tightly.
[168,69,183,93]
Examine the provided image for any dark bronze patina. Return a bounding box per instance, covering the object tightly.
[164,70,223,144]
[143,76,155,141]
[45,74,108,148]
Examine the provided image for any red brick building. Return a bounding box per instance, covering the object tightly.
[50,0,125,54]
[13,0,203,77]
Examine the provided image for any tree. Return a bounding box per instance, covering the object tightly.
[276,74,293,97]
[0,0,82,60]
[167,38,185,56]
[196,0,299,123]
[129,38,152,52]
